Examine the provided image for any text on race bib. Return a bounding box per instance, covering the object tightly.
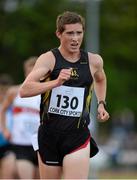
[48,85,85,117]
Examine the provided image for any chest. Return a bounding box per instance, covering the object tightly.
[51,60,93,87]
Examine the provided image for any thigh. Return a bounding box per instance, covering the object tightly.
[37,151,62,179]
[16,159,35,179]
[63,142,90,179]
[0,152,16,179]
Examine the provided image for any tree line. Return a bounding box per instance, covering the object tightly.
[0,0,136,122]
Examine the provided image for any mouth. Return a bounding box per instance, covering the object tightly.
[70,42,79,49]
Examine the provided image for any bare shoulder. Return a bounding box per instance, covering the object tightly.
[38,51,55,61]
[88,52,103,68]
[35,51,55,71]
[88,52,104,75]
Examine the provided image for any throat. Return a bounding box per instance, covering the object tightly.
[59,47,80,62]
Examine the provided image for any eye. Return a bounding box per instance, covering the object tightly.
[65,31,83,36]
[77,31,82,35]
[66,32,74,35]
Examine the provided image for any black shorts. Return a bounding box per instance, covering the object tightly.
[0,144,12,159]
[11,144,38,166]
[38,124,99,166]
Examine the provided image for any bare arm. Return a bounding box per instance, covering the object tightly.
[0,86,17,139]
[89,53,109,121]
[92,55,106,103]
[19,51,72,97]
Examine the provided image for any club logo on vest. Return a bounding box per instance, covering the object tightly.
[71,68,79,79]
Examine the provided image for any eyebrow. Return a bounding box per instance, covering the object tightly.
[65,30,83,34]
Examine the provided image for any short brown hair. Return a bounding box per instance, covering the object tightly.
[23,56,37,70]
[56,11,85,33]
[0,74,13,85]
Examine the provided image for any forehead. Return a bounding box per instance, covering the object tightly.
[64,23,83,32]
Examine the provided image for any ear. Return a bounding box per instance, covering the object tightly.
[56,30,61,39]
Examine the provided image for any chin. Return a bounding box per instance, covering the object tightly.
[70,48,79,53]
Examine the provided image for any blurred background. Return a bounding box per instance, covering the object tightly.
[0,0,137,179]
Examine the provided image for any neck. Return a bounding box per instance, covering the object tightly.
[58,46,80,62]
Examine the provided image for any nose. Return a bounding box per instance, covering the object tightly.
[72,33,79,41]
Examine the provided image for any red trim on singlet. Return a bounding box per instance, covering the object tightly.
[69,136,90,154]
[13,106,39,114]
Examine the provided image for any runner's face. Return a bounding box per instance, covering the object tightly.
[57,23,84,53]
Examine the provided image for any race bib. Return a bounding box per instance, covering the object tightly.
[48,85,85,117]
